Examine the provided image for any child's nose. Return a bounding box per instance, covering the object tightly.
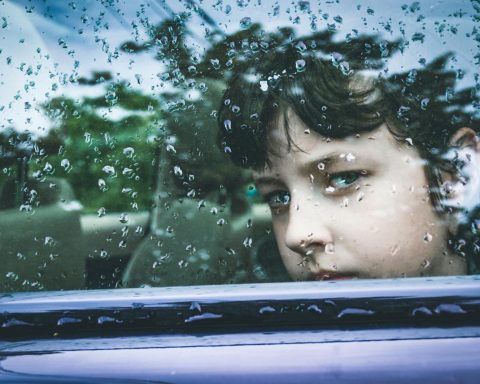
[284,201,334,255]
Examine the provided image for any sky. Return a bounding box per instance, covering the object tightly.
[1,0,478,135]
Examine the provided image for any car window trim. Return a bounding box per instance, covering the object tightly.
[1,275,479,341]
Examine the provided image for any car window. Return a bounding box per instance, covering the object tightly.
[0,0,478,292]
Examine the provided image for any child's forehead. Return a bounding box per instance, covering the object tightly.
[266,110,406,161]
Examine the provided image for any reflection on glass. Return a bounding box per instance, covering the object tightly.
[0,0,478,291]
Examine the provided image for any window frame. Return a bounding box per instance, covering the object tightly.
[1,275,479,339]
[0,275,479,382]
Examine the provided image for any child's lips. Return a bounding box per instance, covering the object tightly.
[311,272,356,281]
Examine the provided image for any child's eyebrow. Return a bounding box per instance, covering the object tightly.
[298,152,347,173]
[253,175,283,187]
[253,155,338,186]
[254,151,362,186]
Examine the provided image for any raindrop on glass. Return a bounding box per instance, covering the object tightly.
[97,207,106,217]
[123,147,135,157]
[173,165,183,177]
[295,59,306,72]
[223,119,232,132]
[240,17,252,28]
[423,232,433,242]
[119,212,129,224]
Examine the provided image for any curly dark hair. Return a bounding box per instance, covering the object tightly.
[217,36,480,274]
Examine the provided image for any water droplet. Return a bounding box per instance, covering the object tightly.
[259,306,276,314]
[406,69,417,85]
[57,317,82,326]
[209,58,220,70]
[97,315,117,325]
[60,158,71,171]
[411,32,425,43]
[423,232,433,242]
[98,178,107,191]
[225,247,235,255]
[190,302,202,312]
[434,304,466,314]
[411,306,433,316]
[240,17,252,28]
[19,204,32,213]
[337,308,375,318]
[345,153,356,162]
[184,313,222,323]
[43,162,54,174]
[420,98,429,110]
[333,15,343,23]
[325,243,335,254]
[166,144,176,153]
[198,82,208,93]
[44,236,56,247]
[421,259,431,268]
[390,244,400,256]
[102,165,115,176]
[307,304,322,314]
[104,90,118,106]
[122,168,134,177]
[119,212,129,223]
[123,147,135,157]
[173,165,183,177]
[296,41,307,53]
[5,272,19,281]
[223,119,232,132]
[243,237,253,248]
[298,1,310,11]
[295,59,306,72]
[2,318,32,327]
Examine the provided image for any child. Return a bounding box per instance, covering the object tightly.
[217,39,480,281]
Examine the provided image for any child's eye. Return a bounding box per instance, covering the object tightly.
[264,191,291,209]
[328,171,363,191]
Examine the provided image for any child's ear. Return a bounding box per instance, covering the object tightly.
[439,127,480,233]
[449,127,480,150]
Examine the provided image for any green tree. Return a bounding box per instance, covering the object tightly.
[38,82,160,213]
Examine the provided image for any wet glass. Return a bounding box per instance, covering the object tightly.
[0,0,478,291]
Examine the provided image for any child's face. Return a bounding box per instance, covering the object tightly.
[254,110,467,281]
